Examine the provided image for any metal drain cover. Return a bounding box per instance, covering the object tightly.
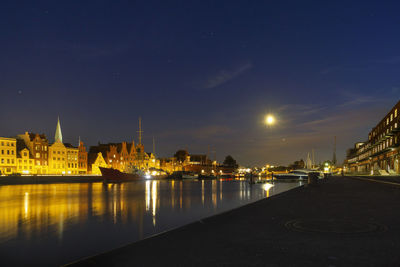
[285,219,387,234]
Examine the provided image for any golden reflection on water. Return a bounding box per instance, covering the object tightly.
[0,180,283,246]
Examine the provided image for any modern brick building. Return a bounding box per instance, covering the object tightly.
[345,100,400,174]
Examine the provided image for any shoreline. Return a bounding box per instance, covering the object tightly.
[64,182,305,267]
[0,175,103,185]
[66,176,400,266]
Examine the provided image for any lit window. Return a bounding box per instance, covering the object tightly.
[387,118,389,125]
[396,109,398,117]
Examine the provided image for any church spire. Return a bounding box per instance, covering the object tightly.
[55,116,63,143]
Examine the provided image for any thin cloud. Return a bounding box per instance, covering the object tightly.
[205,63,252,89]
[376,56,400,64]
[159,124,232,139]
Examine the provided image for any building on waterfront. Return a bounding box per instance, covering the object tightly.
[48,118,68,174]
[344,100,400,174]
[88,140,160,172]
[16,139,35,174]
[78,141,88,174]
[87,152,107,175]
[65,143,79,175]
[17,132,49,174]
[159,157,182,173]
[49,141,67,174]
[0,137,17,175]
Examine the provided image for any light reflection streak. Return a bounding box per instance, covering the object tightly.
[179,181,182,209]
[145,181,150,211]
[201,180,204,206]
[152,181,157,226]
[24,192,29,218]
[171,180,175,209]
[212,180,217,208]
[219,180,222,201]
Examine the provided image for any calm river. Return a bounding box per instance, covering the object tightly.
[0,179,303,266]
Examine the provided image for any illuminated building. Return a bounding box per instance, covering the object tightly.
[65,144,79,175]
[49,141,67,174]
[17,132,49,174]
[0,137,17,175]
[48,118,67,174]
[78,141,88,174]
[16,139,35,174]
[159,157,182,173]
[87,152,107,175]
[345,100,400,174]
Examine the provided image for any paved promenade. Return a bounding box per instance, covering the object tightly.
[68,177,400,267]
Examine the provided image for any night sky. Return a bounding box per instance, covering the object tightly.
[1,1,400,166]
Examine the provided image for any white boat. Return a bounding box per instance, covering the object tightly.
[182,171,199,179]
[273,169,320,180]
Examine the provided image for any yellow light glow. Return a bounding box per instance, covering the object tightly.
[265,114,275,125]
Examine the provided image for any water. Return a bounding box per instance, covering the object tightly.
[0,179,303,266]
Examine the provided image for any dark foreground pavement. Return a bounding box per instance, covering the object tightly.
[68,177,400,267]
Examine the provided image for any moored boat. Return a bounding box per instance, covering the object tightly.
[273,169,321,180]
[182,171,199,179]
[99,167,143,183]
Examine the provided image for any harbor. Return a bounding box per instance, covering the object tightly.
[68,176,400,266]
[0,179,302,266]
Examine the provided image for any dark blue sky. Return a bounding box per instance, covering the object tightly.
[1,0,400,166]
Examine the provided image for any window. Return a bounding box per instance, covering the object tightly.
[391,114,393,121]
[7,159,10,164]
[7,150,9,155]
[387,118,389,125]
[11,159,14,164]
[36,153,40,158]
[11,151,14,155]
[24,152,27,157]
[396,109,398,117]
[24,160,27,163]
[1,150,3,155]
[36,161,40,166]
[1,159,3,163]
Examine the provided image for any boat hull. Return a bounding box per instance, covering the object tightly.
[99,167,142,183]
